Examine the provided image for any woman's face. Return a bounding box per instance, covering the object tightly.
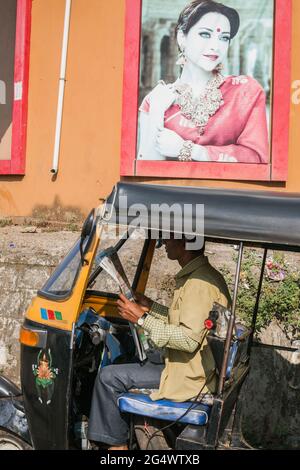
[178,12,231,72]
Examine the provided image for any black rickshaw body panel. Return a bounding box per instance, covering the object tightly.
[20,319,73,450]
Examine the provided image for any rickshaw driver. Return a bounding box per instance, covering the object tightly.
[88,236,231,450]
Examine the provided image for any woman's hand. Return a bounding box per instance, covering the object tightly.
[191,144,211,161]
[156,128,184,158]
[217,154,238,163]
[149,83,176,113]
[190,146,238,162]
[117,294,145,324]
[140,84,176,161]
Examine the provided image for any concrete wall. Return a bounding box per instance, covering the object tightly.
[0,0,299,218]
[242,326,300,449]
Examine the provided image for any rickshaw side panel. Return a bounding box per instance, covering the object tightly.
[176,366,250,450]
[82,293,120,319]
[21,319,73,450]
[212,366,250,445]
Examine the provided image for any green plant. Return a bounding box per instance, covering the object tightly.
[0,218,13,228]
[66,223,80,232]
[229,249,300,334]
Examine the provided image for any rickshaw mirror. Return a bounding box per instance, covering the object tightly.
[81,209,95,240]
[80,209,95,265]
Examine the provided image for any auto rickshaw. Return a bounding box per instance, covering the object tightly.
[1,182,300,450]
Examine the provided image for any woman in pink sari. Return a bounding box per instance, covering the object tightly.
[138,0,269,164]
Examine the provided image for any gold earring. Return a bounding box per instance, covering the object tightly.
[214,63,224,73]
[176,47,186,67]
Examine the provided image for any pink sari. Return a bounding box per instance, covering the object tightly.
[140,76,269,164]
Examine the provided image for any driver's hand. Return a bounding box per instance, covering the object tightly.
[117,294,145,324]
[134,292,153,311]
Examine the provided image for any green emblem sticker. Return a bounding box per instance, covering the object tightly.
[32,349,58,405]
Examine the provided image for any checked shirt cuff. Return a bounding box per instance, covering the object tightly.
[149,301,169,323]
[143,315,199,353]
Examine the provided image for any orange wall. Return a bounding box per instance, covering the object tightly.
[0,0,300,218]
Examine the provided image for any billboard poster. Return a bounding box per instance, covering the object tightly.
[121,0,291,181]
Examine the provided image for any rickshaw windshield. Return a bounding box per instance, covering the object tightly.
[38,238,84,299]
[87,225,147,294]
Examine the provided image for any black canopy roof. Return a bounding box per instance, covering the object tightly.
[104,183,300,249]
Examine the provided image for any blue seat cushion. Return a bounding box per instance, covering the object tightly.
[118,393,211,426]
[226,324,250,378]
[227,341,238,378]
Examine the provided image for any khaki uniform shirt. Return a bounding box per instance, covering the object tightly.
[149,255,231,402]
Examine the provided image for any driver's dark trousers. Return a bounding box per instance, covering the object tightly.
[88,361,164,446]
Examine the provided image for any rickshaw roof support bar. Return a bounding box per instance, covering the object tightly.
[217,242,244,397]
[87,226,135,288]
[132,237,153,292]
[247,248,268,356]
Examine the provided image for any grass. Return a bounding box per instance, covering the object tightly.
[0,218,13,228]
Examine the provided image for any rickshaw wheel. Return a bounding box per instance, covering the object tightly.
[133,417,172,450]
[0,430,32,450]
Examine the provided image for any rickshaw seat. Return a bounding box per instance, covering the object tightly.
[118,393,211,426]
[225,324,249,379]
[118,328,248,424]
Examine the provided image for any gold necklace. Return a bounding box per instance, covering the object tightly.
[174,72,225,135]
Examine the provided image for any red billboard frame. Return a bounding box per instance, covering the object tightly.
[0,0,32,175]
[120,0,292,181]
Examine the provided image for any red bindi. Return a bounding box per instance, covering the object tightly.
[217,28,221,32]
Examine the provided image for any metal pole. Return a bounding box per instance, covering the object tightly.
[247,248,268,355]
[217,242,244,396]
